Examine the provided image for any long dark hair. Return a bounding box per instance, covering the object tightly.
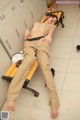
[45,12,59,26]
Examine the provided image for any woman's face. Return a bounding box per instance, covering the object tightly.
[47,16,57,24]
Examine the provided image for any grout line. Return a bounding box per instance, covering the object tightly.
[59,113,80,119]
[60,90,80,94]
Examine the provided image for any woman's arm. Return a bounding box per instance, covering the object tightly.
[48,24,56,38]
[24,29,31,40]
[45,25,56,44]
[24,21,37,40]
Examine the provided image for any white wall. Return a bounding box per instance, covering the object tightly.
[0,0,47,109]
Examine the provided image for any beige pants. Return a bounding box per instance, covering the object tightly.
[7,40,59,109]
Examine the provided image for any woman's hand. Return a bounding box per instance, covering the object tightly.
[24,29,31,40]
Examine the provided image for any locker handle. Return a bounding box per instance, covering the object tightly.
[36,5,39,14]
[23,20,27,28]
[20,0,24,3]
[11,5,15,10]
[5,40,12,50]
[16,29,20,38]
[0,15,5,20]
[31,11,34,19]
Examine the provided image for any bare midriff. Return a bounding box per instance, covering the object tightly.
[25,22,52,46]
[30,22,45,38]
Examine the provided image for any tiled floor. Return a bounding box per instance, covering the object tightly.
[1,4,80,120]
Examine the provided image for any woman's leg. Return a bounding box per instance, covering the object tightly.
[37,50,59,118]
[7,46,36,110]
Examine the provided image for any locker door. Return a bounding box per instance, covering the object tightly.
[35,0,43,20]
[9,0,26,39]
[0,76,9,109]
[40,0,47,14]
[0,43,11,75]
[0,43,10,108]
[21,0,39,22]
[30,0,39,21]
[0,14,23,56]
[19,0,34,29]
[20,0,30,12]
[0,7,24,56]
[35,0,45,20]
[31,0,47,21]
[0,0,14,10]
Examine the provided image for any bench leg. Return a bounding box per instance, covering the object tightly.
[23,80,39,97]
[76,45,80,52]
[51,68,55,77]
[59,12,65,28]
[45,68,55,87]
[59,16,65,28]
[2,77,39,97]
[2,76,12,83]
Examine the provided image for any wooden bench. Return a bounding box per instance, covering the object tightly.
[2,4,64,97]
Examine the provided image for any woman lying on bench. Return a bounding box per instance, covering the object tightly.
[7,13,59,119]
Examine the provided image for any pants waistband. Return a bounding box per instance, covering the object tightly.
[26,36,44,41]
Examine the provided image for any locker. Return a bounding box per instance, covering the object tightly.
[0,43,10,109]
[0,0,15,10]
[29,0,39,21]
[20,0,38,26]
[0,16,23,56]
[0,43,11,75]
[20,0,31,12]
[0,76,9,108]
[19,0,34,29]
[0,75,9,109]
[41,0,48,13]
[0,8,24,56]
[0,0,47,57]
[9,0,27,39]
[36,0,47,20]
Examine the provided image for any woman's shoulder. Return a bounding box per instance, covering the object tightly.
[32,22,40,27]
[34,21,40,24]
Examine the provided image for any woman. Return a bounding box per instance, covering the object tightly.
[7,13,59,118]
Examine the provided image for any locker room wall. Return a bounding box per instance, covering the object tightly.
[0,0,47,109]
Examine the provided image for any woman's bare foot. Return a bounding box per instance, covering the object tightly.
[7,100,15,111]
[51,108,59,118]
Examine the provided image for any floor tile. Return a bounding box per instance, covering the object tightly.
[15,85,61,110]
[73,37,80,47]
[29,68,45,88]
[63,73,80,92]
[67,59,80,73]
[56,114,80,120]
[70,46,80,59]
[53,72,66,90]
[51,37,74,47]
[50,58,69,72]
[2,103,54,120]
[75,21,80,37]
[60,91,80,118]
[50,46,72,58]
